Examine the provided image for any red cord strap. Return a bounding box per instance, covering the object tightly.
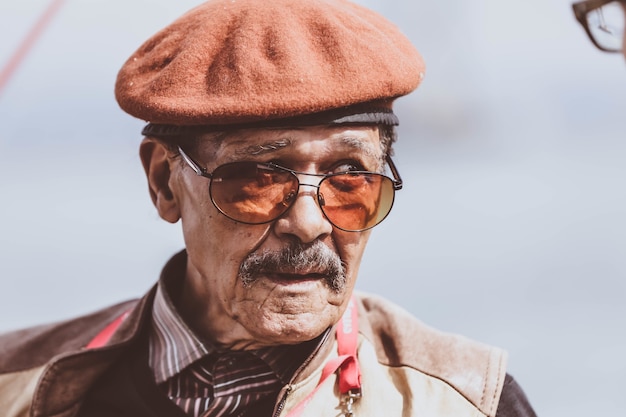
[85,310,130,349]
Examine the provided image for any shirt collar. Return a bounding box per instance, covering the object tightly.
[149,279,210,383]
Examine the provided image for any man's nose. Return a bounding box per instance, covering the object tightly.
[273,184,333,243]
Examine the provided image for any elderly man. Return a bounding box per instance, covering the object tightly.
[0,0,536,416]
[573,0,626,58]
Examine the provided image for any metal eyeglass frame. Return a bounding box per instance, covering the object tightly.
[572,0,626,52]
[177,146,403,231]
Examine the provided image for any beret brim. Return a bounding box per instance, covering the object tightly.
[141,102,400,138]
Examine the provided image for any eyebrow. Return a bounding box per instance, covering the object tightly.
[233,134,380,161]
[237,139,292,156]
[339,135,381,161]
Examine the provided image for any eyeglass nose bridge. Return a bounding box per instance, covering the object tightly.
[285,177,326,209]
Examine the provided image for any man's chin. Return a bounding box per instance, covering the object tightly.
[234,295,342,346]
[246,318,331,346]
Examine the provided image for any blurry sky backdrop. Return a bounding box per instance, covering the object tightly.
[1,1,625,416]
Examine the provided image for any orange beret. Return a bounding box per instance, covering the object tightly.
[115,0,425,130]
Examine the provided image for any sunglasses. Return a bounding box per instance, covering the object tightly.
[178,146,403,232]
[573,0,626,52]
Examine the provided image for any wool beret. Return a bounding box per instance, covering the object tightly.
[115,0,425,131]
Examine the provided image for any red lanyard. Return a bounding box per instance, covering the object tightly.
[284,296,361,417]
[86,310,130,349]
[87,297,362,416]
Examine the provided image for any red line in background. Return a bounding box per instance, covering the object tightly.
[0,0,65,96]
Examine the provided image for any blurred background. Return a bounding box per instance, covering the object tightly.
[1,0,625,415]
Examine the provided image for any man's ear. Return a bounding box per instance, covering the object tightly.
[139,138,181,223]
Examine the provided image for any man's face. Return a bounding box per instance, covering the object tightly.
[161,125,383,349]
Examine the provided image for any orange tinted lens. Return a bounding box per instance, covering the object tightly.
[210,163,298,224]
[319,173,394,231]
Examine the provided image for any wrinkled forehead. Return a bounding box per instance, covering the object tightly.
[193,125,384,161]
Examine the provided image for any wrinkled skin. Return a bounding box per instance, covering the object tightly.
[140,125,384,350]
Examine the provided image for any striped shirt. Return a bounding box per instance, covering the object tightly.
[149,277,328,417]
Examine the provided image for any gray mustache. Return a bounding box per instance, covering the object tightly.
[238,240,346,291]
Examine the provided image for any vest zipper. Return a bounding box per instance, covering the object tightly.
[272,328,332,417]
[272,385,293,417]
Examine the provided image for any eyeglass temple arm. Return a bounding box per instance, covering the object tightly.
[386,155,403,190]
[178,146,213,178]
